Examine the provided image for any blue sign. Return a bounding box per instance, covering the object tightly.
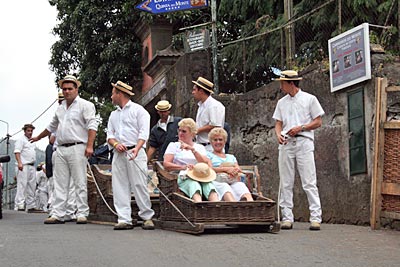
[136,0,208,14]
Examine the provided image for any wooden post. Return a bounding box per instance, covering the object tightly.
[370,77,387,229]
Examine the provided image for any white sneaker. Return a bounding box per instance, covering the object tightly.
[281,221,293,230]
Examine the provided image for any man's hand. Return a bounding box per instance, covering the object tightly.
[128,147,139,161]
[287,126,302,137]
[18,162,23,171]
[29,136,41,143]
[85,146,94,158]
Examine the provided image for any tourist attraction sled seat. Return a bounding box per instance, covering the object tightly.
[154,161,280,234]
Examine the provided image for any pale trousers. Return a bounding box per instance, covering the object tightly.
[52,144,88,220]
[14,165,36,209]
[50,151,77,218]
[212,181,250,201]
[35,189,48,211]
[112,148,154,224]
[278,137,322,223]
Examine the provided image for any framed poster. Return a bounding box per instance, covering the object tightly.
[328,23,371,92]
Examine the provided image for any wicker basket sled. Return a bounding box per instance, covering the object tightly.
[87,164,160,224]
[155,161,280,234]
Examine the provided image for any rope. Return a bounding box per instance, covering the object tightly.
[87,150,196,228]
[86,162,118,216]
[126,151,196,228]
[9,99,58,138]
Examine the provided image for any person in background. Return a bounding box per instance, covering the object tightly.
[207,127,253,201]
[163,118,218,202]
[14,123,37,212]
[31,75,98,224]
[147,100,181,162]
[107,81,155,230]
[272,70,324,231]
[192,77,225,152]
[35,163,48,212]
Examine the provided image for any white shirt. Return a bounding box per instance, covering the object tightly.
[272,89,324,140]
[196,96,225,143]
[164,142,207,166]
[47,96,98,145]
[14,135,36,164]
[107,100,150,147]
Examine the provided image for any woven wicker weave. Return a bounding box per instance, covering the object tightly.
[156,162,276,224]
[383,129,400,183]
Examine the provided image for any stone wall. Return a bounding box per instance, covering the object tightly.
[158,51,400,225]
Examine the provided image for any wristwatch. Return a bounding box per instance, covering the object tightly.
[301,125,306,132]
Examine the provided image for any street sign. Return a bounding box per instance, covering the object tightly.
[136,0,208,14]
[183,28,210,52]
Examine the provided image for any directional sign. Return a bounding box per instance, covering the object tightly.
[136,0,208,14]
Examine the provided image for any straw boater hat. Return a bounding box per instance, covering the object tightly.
[58,75,81,88]
[155,100,172,111]
[112,81,134,96]
[58,90,64,101]
[22,123,35,131]
[186,162,216,183]
[192,77,214,94]
[274,70,303,81]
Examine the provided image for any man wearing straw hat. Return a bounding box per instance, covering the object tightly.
[14,123,37,212]
[107,81,155,230]
[192,76,225,152]
[147,100,181,162]
[272,70,324,231]
[31,75,98,224]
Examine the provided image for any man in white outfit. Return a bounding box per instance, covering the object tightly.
[192,77,225,152]
[14,124,37,212]
[107,81,155,230]
[272,70,324,231]
[31,75,98,224]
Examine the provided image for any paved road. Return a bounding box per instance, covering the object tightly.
[0,210,399,267]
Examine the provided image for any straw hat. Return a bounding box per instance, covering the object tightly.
[58,75,81,88]
[155,100,172,111]
[186,162,216,182]
[192,77,214,94]
[58,90,64,101]
[22,124,35,131]
[111,81,134,96]
[274,70,303,81]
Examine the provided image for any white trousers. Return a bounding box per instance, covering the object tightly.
[212,181,250,201]
[49,151,77,218]
[35,189,48,211]
[52,144,88,220]
[112,148,154,224]
[14,165,36,209]
[278,137,322,223]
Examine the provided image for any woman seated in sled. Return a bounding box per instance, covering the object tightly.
[207,127,254,201]
[163,118,218,202]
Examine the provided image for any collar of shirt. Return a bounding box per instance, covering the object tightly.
[116,100,133,111]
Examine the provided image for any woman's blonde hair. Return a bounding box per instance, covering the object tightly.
[208,127,227,142]
[178,118,197,135]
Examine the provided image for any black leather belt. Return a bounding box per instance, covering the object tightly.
[294,135,306,138]
[60,142,84,147]
[200,142,210,146]
[126,145,136,150]
[26,163,34,166]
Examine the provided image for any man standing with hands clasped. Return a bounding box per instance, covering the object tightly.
[272,70,324,231]
[107,81,155,230]
[31,75,98,224]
